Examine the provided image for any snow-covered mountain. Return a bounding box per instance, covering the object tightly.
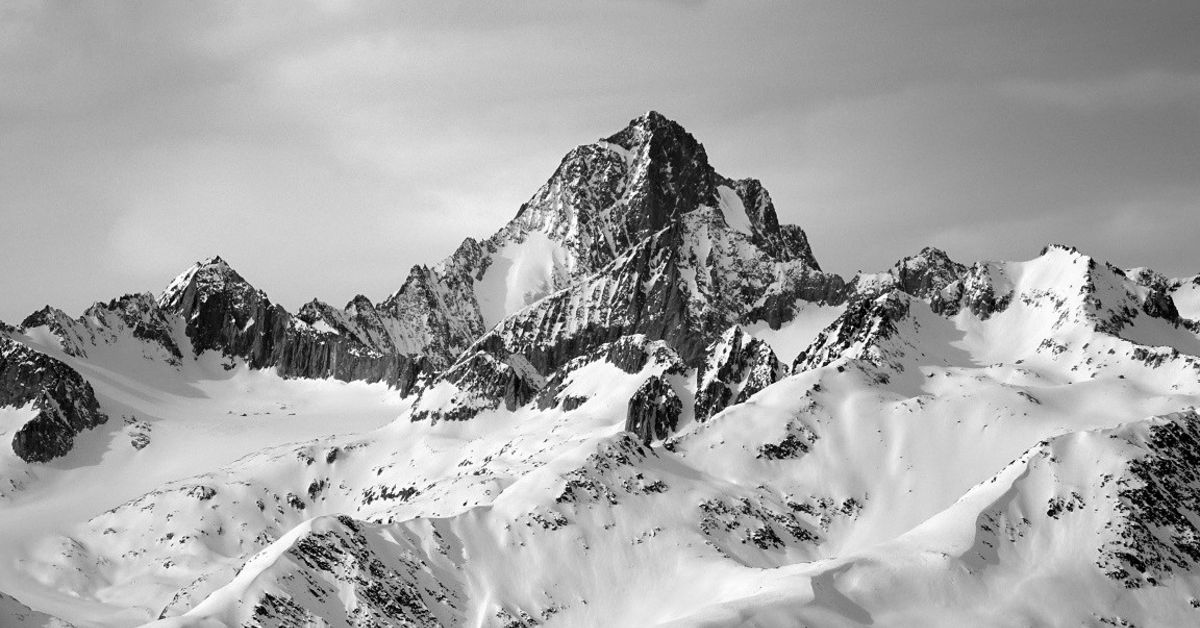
[2,112,1199,627]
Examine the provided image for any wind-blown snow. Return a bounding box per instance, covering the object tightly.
[475,231,573,328]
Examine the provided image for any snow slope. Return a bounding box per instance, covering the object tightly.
[2,114,1200,628]
[1172,275,1200,320]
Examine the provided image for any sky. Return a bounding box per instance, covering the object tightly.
[1,0,1198,322]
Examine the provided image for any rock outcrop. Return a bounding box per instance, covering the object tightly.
[625,375,682,445]
[793,290,913,374]
[0,336,108,462]
[20,294,184,364]
[158,257,427,392]
[408,352,543,423]
[694,327,788,422]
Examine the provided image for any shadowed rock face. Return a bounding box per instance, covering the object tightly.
[158,257,424,393]
[1123,266,1184,322]
[695,327,788,422]
[625,375,682,445]
[0,337,107,462]
[430,112,833,391]
[893,247,965,295]
[2,112,852,460]
[20,293,183,363]
[601,111,719,240]
[392,112,838,441]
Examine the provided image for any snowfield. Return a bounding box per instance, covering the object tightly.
[2,112,1199,627]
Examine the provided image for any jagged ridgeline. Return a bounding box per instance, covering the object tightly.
[2,106,1196,469]
[0,111,850,459]
[4,112,1200,627]
[2,113,1196,462]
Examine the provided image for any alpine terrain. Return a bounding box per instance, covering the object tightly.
[3,112,1200,627]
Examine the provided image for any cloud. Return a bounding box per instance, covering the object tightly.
[1,1,1199,320]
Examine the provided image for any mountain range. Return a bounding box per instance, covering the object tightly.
[2,112,1200,627]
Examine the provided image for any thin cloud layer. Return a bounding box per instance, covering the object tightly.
[1,1,1197,321]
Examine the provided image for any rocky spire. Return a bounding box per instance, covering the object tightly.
[602,111,719,236]
[157,255,257,315]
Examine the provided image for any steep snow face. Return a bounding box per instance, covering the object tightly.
[474,231,575,328]
[716,184,753,235]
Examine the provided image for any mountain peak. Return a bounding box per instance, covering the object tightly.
[157,255,254,312]
[604,110,696,152]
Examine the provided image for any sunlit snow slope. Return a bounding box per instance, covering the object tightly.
[2,113,1199,628]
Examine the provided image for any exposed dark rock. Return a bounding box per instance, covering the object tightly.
[730,178,820,269]
[957,262,1013,319]
[1096,412,1200,587]
[1124,267,1183,322]
[625,375,682,445]
[890,247,967,310]
[695,327,788,422]
[758,423,818,460]
[842,247,968,315]
[0,337,108,462]
[20,306,86,356]
[601,111,719,239]
[18,295,184,365]
[793,291,912,374]
[91,294,185,361]
[409,352,542,423]
[534,336,685,411]
[746,269,849,330]
[158,257,425,391]
[247,515,462,626]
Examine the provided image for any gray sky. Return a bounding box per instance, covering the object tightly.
[2,1,1198,322]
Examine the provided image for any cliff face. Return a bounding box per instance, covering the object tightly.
[625,375,682,445]
[0,336,107,462]
[694,326,788,422]
[404,112,839,423]
[157,256,428,394]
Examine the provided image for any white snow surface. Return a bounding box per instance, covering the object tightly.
[4,247,1200,626]
[716,185,753,235]
[1173,275,1200,320]
[474,231,574,328]
[742,302,846,363]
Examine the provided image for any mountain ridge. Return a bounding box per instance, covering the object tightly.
[1,112,1199,627]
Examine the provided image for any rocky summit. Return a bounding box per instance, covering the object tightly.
[2,113,1200,627]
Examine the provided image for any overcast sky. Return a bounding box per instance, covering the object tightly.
[2,1,1197,322]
